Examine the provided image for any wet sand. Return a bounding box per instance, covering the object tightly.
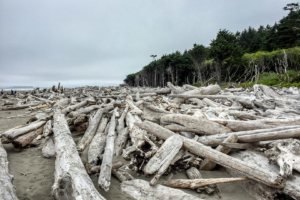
[0,109,254,200]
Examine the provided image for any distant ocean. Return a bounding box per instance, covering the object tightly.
[1,86,34,91]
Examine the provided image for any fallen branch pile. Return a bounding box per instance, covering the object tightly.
[1,82,300,200]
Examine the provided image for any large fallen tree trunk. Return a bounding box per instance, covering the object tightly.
[135,120,285,189]
[42,138,55,158]
[159,177,249,189]
[228,150,300,200]
[68,105,102,118]
[121,179,203,200]
[200,134,238,170]
[0,103,40,110]
[197,126,300,147]
[88,117,108,166]
[171,84,221,104]
[264,139,300,178]
[114,105,129,156]
[143,135,183,186]
[61,100,88,115]
[3,120,46,139]
[0,140,19,200]
[211,118,300,132]
[98,108,117,191]
[77,105,114,153]
[141,102,171,123]
[52,110,105,200]
[12,126,44,148]
[161,114,231,135]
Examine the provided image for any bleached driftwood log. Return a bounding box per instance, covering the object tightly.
[88,117,108,166]
[53,98,70,108]
[264,139,300,178]
[61,99,88,115]
[171,84,221,104]
[135,120,285,189]
[141,102,171,123]
[77,105,114,153]
[126,100,142,115]
[1,103,40,110]
[121,179,203,200]
[114,105,129,156]
[68,105,101,118]
[228,150,300,200]
[211,118,300,132]
[98,108,117,191]
[161,114,231,135]
[0,140,18,200]
[52,110,105,200]
[4,120,46,139]
[197,126,300,147]
[43,120,52,137]
[200,134,238,170]
[186,167,220,195]
[144,135,183,186]
[12,127,44,148]
[42,138,55,158]
[159,177,248,189]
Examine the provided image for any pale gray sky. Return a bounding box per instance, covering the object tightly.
[0,0,289,87]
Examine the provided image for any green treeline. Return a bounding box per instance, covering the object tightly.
[124,3,300,87]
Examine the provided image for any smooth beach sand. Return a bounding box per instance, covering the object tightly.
[0,109,254,200]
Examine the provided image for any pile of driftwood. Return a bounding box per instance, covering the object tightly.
[1,82,300,200]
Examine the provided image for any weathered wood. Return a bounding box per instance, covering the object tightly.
[212,118,300,132]
[200,134,238,170]
[77,105,114,153]
[186,167,220,195]
[12,127,44,148]
[53,98,70,108]
[143,135,183,186]
[114,105,129,156]
[171,84,221,104]
[4,120,46,139]
[265,139,300,177]
[1,103,40,110]
[42,120,52,137]
[197,125,300,147]
[0,140,19,200]
[52,110,105,200]
[161,114,231,135]
[135,120,285,189]
[42,138,55,158]
[98,108,117,191]
[159,177,249,189]
[90,162,124,174]
[141,102,171,123]
[61,99,88,115]
[126,100,142,115]
[121,179,204,200]
[68,105,101,118]
[228,150,300,200]
[88,117,108,166]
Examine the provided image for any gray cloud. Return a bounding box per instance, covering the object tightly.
[0,0,287,87]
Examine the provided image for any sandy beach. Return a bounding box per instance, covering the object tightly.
[1,109,254,200]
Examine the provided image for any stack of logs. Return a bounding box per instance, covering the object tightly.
[1,82,300,200]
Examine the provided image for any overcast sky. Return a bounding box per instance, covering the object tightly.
[0,0,289,87]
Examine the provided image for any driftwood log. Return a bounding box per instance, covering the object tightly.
[0,140,18,200]
[52,110,105,200]
[121,179,204,200]
[135,120,285,189]
[12,126,44,148]
[77,105,114,153]
[98,108,117,191]
[88,117,108,166]
[144,135,183,185]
